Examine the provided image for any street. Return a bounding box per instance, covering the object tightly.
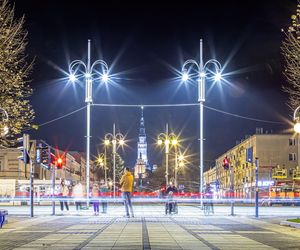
[0,205,300,249]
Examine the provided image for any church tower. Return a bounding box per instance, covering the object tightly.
[137,106,148,165]
[134,106,150,186]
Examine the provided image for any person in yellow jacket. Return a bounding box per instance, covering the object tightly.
[120,167,134,218]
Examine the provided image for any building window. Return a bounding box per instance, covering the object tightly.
[289,153,297,161]
[289,139,296,146]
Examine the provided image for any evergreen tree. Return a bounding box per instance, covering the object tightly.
[282,1,300,109]
[92,152,125,182]
[0,0,34,145]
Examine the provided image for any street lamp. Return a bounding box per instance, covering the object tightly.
[293,106,300,168]
[104,123,125,200]
[175,153,185,187]
[157,123,178,186]
[96,153,107,184]
[68,40,110,206]
[181,39,222,207]
[0,108,9,137]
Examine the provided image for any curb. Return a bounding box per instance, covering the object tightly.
[280,220,300,229]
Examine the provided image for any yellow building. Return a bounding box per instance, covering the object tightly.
[206,132,298,199]
[204,167,216,187]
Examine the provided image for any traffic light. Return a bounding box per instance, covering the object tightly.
[223,156,230,170]
[36,144,50,170]
[41,146,50,165]
[17,134,30,164]
[57,157,63,169]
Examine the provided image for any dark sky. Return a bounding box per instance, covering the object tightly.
[14,0,296,169]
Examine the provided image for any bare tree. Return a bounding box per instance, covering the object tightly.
[282,2,300,110]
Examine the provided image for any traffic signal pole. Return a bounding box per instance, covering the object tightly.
[18,133,33,218]
[30,159,34,217]
[230,165,235,216]
[255,157,259,218]
[51,164,55,216]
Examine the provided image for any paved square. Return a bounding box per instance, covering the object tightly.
[1,205,300,249]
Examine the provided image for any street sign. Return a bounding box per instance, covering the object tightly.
[40,163,50,170]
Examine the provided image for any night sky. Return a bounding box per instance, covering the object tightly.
[14,0,296,169]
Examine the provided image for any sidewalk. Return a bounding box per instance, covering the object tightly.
[0,209,300,249]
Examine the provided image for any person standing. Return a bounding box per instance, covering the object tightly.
[120,167,134,218]
[166,182,178,195]
[73,181,83,212]
[100,181,109,214]
[204,184,214,214]
[166,182,178,214]
[92,183,100,215]
[59,179,69,213]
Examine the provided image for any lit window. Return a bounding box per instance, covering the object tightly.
[289,153,297,161]
[289,139,296,146]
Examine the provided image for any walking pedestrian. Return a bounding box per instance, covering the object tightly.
[120,167,134,218]
[92,183,100,215]
[59,179,69,213]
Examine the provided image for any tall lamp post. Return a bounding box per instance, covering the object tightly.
[104,123,125,200]
[181,39,222,207]
[68,40,110,206]
[157,123,178,187]
[294,106,300,168]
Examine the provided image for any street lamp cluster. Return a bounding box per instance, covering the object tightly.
[157,123,179,186]
[68,40,110,205]
[104,123,125,199]
[181,39,222,207]
[66,39,223,206]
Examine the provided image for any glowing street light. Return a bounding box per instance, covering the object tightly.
[101,73,109,83]
[68,40,110,206]
[182,71,189,82]
[214,72,222,82]
[69,74,77,82]
[104,139,110,146]
[157,123,178,186]
[104,123,125,200]
[181,39,222,208]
